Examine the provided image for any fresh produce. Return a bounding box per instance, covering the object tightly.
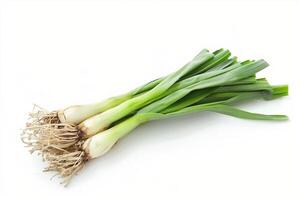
[22,49,288,185]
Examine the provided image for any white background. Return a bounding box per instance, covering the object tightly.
[0,0,299,199]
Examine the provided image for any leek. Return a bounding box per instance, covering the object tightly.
[21,48,288,185]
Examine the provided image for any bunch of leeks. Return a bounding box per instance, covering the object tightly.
[22,49,288,185]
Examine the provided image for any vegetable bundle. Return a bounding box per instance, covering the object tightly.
[22,49,288,185]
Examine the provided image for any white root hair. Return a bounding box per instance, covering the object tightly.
[43,140,87,186]
[21,105,83,155]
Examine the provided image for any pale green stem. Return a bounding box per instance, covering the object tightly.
[58,94,133,124]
